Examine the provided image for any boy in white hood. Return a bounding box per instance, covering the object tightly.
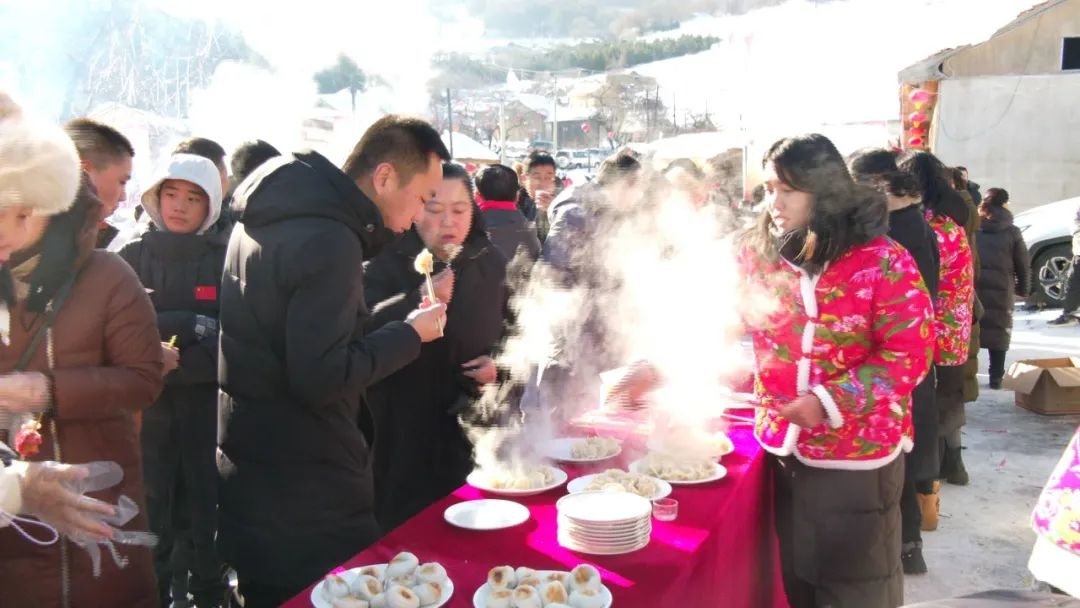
[142,153,223,236]
[118,152,229,608]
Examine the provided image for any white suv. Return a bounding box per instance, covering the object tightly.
[1015,196,1079,307]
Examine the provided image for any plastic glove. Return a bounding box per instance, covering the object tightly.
[71,494,155,577]
[11,461,117,541]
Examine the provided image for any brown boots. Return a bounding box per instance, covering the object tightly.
[918,480,941,531]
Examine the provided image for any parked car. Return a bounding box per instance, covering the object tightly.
[1015,195,1080,306]
[529,139,554,153]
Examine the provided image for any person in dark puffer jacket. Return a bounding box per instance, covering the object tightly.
[118,153,229,608]
[976,188,1031,389]
[475,164,540,263]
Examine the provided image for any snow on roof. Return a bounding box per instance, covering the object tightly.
[443,130,498,162]
[899,0,1066,82]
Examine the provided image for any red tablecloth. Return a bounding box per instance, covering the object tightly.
[283,427,788,608]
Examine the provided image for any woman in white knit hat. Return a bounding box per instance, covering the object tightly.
[0,91,124,544]
[0,90,164,607]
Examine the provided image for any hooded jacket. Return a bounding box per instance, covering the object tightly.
[363,207,509,530]
[976,206,1031,351]
[739,189,934,469]
[216,150,421,590]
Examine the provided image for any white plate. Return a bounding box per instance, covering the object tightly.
[541,437,622,463]
[471,570,613,608]
[556,491,652,523]
[443,499,530,531]
[567,473,672,501]
[466,467,568,497]
[311,564,454,608]
[647,432,736,459]
[629,458,728,485]
[558,532,652,556]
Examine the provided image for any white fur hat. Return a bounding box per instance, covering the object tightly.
[0,92,81,216]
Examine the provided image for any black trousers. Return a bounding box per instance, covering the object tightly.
[1064,256,1080,315]
[142,396,227,608]
[773,456,905,608]
[987,349,1007,381]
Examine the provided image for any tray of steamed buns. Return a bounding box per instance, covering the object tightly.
[312,551,453,608]
[472,564,612,608]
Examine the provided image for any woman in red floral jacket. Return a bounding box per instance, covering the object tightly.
[899,151,977,488]
[739,134,935,608]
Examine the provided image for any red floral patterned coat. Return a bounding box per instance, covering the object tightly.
[740,236,935,469]
[926,211,974,366]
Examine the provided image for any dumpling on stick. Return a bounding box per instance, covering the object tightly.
[413,249,442,336]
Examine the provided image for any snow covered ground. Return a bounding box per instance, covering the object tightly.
[904,306,1080,602]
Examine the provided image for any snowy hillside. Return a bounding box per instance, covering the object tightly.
[611,0,1042,129]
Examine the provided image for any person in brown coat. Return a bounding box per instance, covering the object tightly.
[0,105,163,606]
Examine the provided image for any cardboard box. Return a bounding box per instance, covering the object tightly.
[1003,357,1080,415]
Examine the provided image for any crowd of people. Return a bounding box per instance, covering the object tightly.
[0,86,1076,608]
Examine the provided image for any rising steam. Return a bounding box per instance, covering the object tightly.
[466,158,779,474]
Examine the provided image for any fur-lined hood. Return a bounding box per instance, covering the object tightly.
[0,96,81,217]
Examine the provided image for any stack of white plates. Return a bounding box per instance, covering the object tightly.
[555,491,652,555]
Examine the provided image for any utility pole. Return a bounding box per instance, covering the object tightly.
[446,87,454,158]
[552,74,559,151]
[498,100,507,164]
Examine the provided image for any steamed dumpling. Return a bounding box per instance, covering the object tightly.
[544,572,571,588]
[411,581,443,606]
[515,566,538,581]
[386,552,420,579]
[416,563,448,584]
[322,574,351,601]
[487,565,516,590]
[385,585,421,608]
[540,581,569,605]
[350,574,383,600]
[332,599,370,608]
[360,565,388,580]
[569,588,604,608]
[370,594,388,608]
[385,574,418,591]
[512,585,542,608]
[485,589,513,608]
[570,565,601,592]
[518,575,542,589]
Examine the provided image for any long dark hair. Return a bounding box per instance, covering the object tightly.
[743,134,887,274]
[898,150,968,226]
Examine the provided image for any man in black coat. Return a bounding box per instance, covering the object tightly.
[476,164,541,262]
[120,153,231,608]
[216,116,450,607]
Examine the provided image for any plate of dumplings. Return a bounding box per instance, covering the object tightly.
[629,453,727,485]
[472,564,612,608]
[312,551,454,608]
[467,465,569,497]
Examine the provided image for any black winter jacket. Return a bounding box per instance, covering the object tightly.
[887,203,940,482]
[216,150,422,590]
[364,219,508,531]
[976,206,1031,351]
